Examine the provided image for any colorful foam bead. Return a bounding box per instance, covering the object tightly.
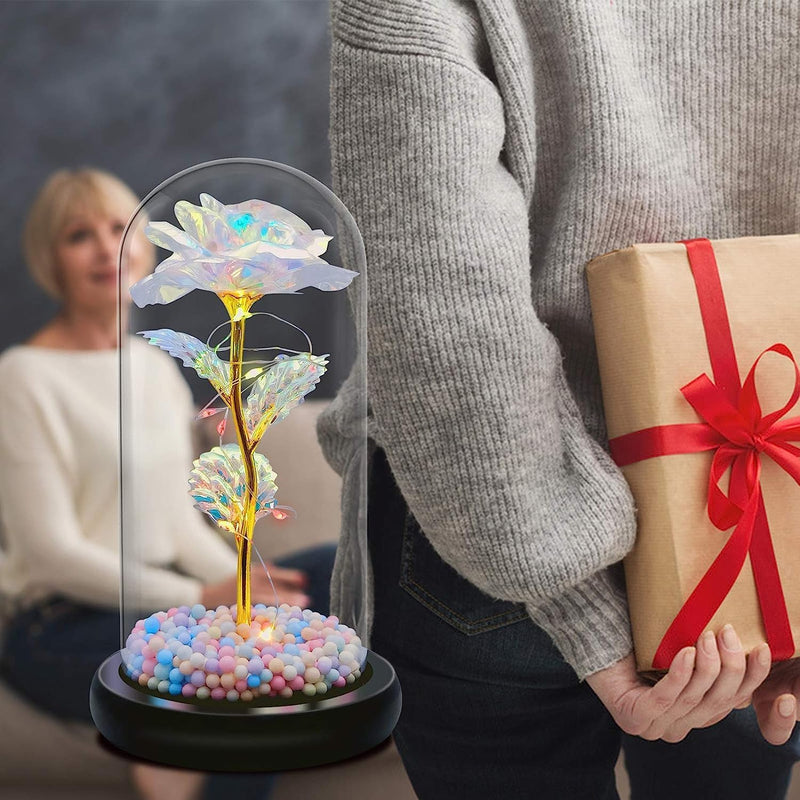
[218,656,236,674]
[220,673,236,690]
[122,604,365,703]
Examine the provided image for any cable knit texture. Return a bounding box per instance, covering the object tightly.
[317,0,800,682]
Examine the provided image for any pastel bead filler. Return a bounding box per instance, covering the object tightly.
[122,603,367,702]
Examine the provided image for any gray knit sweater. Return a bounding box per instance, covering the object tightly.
[316,0,800,682]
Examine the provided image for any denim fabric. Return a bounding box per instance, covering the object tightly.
[0,542,338,799]
[367,443,800,800]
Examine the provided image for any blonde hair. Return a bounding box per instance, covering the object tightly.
[22,167,154,300]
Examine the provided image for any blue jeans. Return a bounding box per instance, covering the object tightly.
[0,542,338,799]
[367,444,800,799]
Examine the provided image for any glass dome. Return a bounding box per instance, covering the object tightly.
[90,159,398,770]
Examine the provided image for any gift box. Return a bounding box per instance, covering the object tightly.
[586,234,800,679]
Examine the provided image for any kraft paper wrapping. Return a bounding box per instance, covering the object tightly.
[586,234,800,677]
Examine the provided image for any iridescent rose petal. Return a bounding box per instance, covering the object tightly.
[129,194,358,307]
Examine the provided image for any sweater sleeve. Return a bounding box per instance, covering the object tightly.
[168,370,239,585]
[329,5,638,682]
[0,360,203,611]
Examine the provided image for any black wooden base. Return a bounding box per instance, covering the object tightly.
[89,650,401,772]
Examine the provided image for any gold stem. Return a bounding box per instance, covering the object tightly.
[220,293,260,626]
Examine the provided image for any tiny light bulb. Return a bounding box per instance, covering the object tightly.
[244,367,263,379]
[231,307,253,322]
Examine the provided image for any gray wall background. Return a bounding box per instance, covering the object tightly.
[0,0,351,397]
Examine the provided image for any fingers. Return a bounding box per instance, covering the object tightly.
[247,565,313,610]
[641,625,751,742]
[264,565,309,588]
[252,565,309,588]
[685,625,746,710]
[694,647,769,727]
[696,708,733,728]
[609,627,797,746]
[731,643,771,708]
[625,646,696,736]
[638,631,723,741]
[279,590,312,609]
[252,589,312,609]
[225,566,313,609]
[671,631,770,727]
[650,627,773,743]
[754,693,798,746]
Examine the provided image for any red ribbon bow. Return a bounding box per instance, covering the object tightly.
[608,238,797,669]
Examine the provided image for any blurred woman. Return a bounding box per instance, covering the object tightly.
[0,167,337,800]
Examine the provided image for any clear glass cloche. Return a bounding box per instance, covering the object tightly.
[90,158,399,771]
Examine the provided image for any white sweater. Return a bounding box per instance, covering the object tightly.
[0,336,238,612]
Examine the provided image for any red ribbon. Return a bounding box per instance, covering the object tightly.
[608,238,798,669]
